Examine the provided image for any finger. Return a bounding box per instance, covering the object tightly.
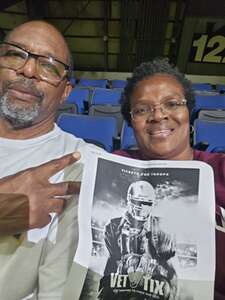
[47,181,81,197]
[47,198,65,214]
[30,214,52,229]
[172,240,176,252]
[164,235,170,245]
[33,152,81,179]
[152,217,160,233]
[67,181,81,195]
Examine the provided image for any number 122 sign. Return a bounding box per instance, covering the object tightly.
[190,34,225,63]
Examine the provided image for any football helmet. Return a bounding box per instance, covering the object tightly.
[127,181,155,221]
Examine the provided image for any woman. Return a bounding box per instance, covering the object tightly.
[114,58,225,300]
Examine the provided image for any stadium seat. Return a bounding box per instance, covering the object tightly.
[78,78,108,88]
[66,88,90,114]
[111,79,127,89]
[56,103,77,120]
[57,114,117,152]
[193,119,225,152]
[70,77,76,87]
[198,110,225,122]
[91,88,122,105]
[192,83,212,92]
[190,94,225,124]
[89,104,123,135]
[216,84,225,94]
[120,121,137,150]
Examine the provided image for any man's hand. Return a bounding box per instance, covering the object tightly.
[0,193,29,235]
[0,152,81,234]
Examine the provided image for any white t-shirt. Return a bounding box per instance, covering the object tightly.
[0,123,86,177]
[0,124,96,300]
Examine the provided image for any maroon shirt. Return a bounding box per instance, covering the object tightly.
[114,149,225,299]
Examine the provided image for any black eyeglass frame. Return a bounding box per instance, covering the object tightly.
[0,41,71,83]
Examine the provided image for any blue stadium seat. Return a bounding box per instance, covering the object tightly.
[78,78,108,88]
[190,94,225,124]
[216,84,225,94]
[70,77,76,87]
[198,110,225,122]
[192,83,212,92]
[89,104,123,135]
[111,79,127,89]
[91,88,122,105]
[57,114,117,152]
[56,103,77,120]
[193,119,225,152]
[120,121,137,150]
[66,88,90,114]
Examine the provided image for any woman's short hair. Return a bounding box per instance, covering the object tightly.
[121,57,195,125]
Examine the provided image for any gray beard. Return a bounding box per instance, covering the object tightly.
[0,92,42,129]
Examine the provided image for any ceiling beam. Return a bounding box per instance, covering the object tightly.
[0,0,23,11]
[26,0,48,19]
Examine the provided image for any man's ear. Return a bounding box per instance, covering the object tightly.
[60,80,73,104]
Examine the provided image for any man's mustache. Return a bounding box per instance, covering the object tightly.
[3,79,44,101]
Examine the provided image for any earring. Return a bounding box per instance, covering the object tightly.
[190,125,194,146]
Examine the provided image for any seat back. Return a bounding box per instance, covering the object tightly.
[56,103,77,120]
[66,88,90,114]
[120,122,137,150]
[216,84,225,94]
[91,88,122,105]
[190,94,225,124]
[193,119,225,152]
[78,78,108,88]
[192,83,212,92]
[111,79,127,89]
[70,77,76,87]
[57,114,117,152]
[198,109,225,122]
[89,105,123,135]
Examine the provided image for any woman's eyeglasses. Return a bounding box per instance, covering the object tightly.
[130,99,187,121]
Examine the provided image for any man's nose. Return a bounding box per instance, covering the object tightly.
[16,57,38,79]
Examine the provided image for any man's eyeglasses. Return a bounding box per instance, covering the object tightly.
[0,42,71,85]
[130,99,187,121]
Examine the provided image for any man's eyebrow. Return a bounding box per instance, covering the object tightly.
[5,40,69,66]
[5,40,24,49]
[6,41,57,59]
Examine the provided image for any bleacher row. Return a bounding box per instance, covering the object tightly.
[56,79,225,153]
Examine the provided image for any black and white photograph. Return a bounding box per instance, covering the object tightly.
[81,157,198,300]
[75,151,215,300]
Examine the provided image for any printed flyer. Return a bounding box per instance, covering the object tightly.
[73,149,215,300]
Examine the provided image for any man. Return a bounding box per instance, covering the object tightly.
[98,181,177,300]
[0,20,94,299]
[0,152,80,235]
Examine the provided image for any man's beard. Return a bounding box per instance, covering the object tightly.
[0,80,43,129]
